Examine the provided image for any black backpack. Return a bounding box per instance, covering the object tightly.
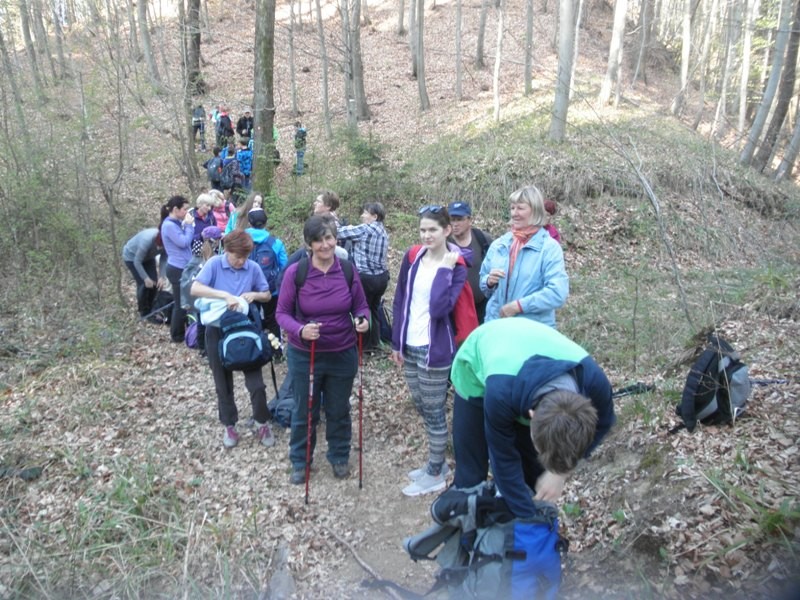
[250,235,282,294]
[220,159,241,190]
[674,335,752,432]
[217,114,233,137]
[206,156,223,182]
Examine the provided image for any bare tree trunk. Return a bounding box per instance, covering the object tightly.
[710,0,737,134]
[416,0,430,110]
[475,0,489,68]
[753,0,800,171]
[31,0,57,81]
[774,112,800,180]
[599,0,627,106]
[409,0,417,77]
[456,0,463,100]
[315,0,333,138]
[351,0,370,119]
[52,0,69,79]
[341,0,356,124]
[125,0,141,60]
[187,0,204,96]
[361,0,370,25]
[18,0,46,97]
[569,0,584,100]
[738,0,759,131]
[254,0,277,194]
[0,25,29,139]
[740,0,793,165]
[397,0,405,34]
[289,0,300,115]
[670,0,692,114]
[138,0,162,86]
[492,0,504,122]
[548,0,575,141]
[632,0,654,86]
[524,0,534,95]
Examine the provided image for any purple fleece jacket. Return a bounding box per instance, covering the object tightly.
[391,242,471,368]
[276,257,369,353]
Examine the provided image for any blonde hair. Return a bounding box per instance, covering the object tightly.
[196,192,221,211]
[509,185,546,227]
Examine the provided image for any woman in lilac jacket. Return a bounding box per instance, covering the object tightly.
[159,195,194,342]
[276,215,370,486]
[391,205,469,497]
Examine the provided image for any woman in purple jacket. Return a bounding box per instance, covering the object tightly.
[276,216,370,485]
[159,195,194,342]
[391,205,469,497]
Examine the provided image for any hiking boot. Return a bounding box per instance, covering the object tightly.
[223,426,239,448]
[408,463,451,482]
[402,472,446,497]
[290,467,306,485]
[332,463,350,479]
[255,422,275,447]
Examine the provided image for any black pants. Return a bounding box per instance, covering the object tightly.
[256,296,280,339]
[359,271,390,349]
[166,264,186,342]
[125,260,158,317]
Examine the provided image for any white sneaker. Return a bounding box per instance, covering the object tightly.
[255,421,275,447]
[407,463,451,481]
[402,472,446,497]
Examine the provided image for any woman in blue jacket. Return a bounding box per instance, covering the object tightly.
[159,195,194,342]
[391,205,470,497]
[479,185,568,327]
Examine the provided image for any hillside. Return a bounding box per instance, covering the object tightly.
[1,0,799,598]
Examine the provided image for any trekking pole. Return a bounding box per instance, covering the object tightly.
[305,338,316,505]
[139,301,174,322]
[357,329,364,490]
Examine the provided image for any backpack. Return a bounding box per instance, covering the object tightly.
[408,245,479,345]
[220,159,241,190]
[206,156,223,182]
[472,228,491,259]
[674,335,752,432]
[180,256,205,310]
[294,127,307,149]
[378,298,392,344]
[250,235,281,293]
[217,114,233,137]
[395,483,567,600]
[268,376,294,428]
[218,306,274,371]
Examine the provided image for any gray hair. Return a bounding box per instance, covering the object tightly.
[509,185,546,227]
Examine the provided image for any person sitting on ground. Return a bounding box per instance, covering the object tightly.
[391,205,471,497]
[160,195,195,343]
[480,185,568,327]
[122,227,166,321]
[276,215,370,485]
[450,318,615,518]
[190,230,276,450]
[447,201,493,324]
[337,202,390,351]
[245,207,287,338]
[543,199,562,244]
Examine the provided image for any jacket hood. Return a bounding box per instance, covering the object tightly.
[245,228,269,243]
[510,355,582,412]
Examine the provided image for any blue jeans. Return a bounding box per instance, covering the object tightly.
[287,344,357,469]
[295,149,305,175]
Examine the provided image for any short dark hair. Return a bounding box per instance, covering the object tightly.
[418,205,451,228]
[317,190,340,212]
[363,201,385,222]
[530,391,598,474]
[161,195,189,221]
[303,215,338,245]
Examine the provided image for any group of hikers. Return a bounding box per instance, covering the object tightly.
[122,184,615,520]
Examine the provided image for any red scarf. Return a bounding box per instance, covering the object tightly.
[507,226,540,290]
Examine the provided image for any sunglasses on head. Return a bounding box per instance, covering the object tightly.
[418,205,444,215]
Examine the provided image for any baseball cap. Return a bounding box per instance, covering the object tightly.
[447,201,472,217]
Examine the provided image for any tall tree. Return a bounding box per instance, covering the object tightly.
[409,0,417,77]
[18,0,46,97]
[52,0,68,79]
[569,0,584,99]
[632,0,655,85]
[740,0,793,165]
[416,0,430,109]
[138,0,162,86]
[340,0,356,124]
[456,0,463,100]
[710,0,738,134]
[670,0,693,114]
[774,113,800,181]
[753,0,800,171]
[289,0,299,115]
[253,0,277,194]
[125,0,141,61]
[738,0,760,132]
[493,0,505,121]
[31,0,57,81]
[186,0,203,96]
[548,0,575,141]
[524,0,534,95]
[0,24,29,140]
[475,0,489,68]
[397,0,405,33]
[599,0,628,106]
[350,0,370,119]
[315,0,333,138]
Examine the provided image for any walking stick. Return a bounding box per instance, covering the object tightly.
[305,339,316,505]
[357,330,364,490]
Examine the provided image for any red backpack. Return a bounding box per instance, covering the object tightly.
[408,245,479,345]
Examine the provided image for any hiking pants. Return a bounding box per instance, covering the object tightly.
[402,345,450,477]
[287,345,357,469]
[295,149,305,175]
[205,325,269,426]
[125,259,158,317]
[452,393,544,493]
[166,264,186,342]
[359,271,390,349]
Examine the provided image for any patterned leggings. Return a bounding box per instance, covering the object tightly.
[402,345,451,477]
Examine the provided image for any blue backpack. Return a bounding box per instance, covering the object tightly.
[250,235,281,293]
[218,306,274,371]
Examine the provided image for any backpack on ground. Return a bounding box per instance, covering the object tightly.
[218,305,274,371]
[250,235,281,293]
[150,290,174,325]
[206,156,223,183]
[220,159,241,190]
[378,298,392,344]
[268,376,294,428]
[408,245,479,345]
[674,334,752,432]
[389,483,567,600]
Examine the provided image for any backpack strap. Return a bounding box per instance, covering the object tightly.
[472,228,490,258]
[294,256,354,321]
[677,346,722,432]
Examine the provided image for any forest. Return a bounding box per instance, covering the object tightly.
[0,0,798,597]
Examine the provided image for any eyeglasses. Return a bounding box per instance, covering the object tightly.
[418,205,444,215]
